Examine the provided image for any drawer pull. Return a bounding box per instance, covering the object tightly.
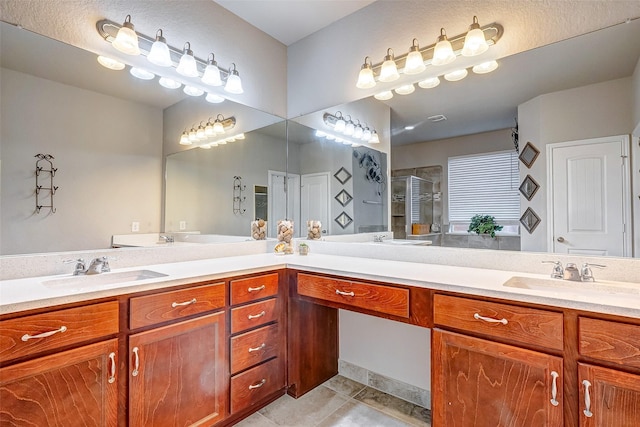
[108,352,116,384]
[248,285,266,293]
[132,347,140,377]
[248,343,266,353]
[335,289,355,297]
[550,371,559,406]
[248,379,267,390]
[248,311,266,320]
[21,325,67,342]
[171,298,196,308]
[473,313,508,325]
[582,380,593,417]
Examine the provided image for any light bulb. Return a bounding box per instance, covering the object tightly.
[158,77,181,89]
[379,48,399,82]
[179,131,191,145]
[176,42,199,77]
[444,69,468,81]
[472,60,499,74]
[183,85,204,96]
[369,131,380,144]
[432,28,456,66]
[196,125,206,140]
[97,56,125,70]
[395,84,415,95]
[224,64,244,94]
[334,115,346,132]
[147,29,172,66]
[353,125,364,139]
[112,15,140,55]
[202,53,223,86]
[205,121,215,136]
[462,16,489,57]
[130,67,154,80]
[188,128,197,142]
[418,76,441,89]
[404,39,426,74]
[374,91,393,101]
[206,93,225,103]
[213,118,225,134]
[356,56,376,88]
[362,128,372,141]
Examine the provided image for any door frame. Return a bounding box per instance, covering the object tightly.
[546,135,631,257]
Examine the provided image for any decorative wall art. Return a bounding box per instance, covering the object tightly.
[335,189,353,207]
[334,167,352,185]
[519,175,540,201]
[518,142,540,168]
[354,149,386,196]
[520,207,541,234]
[335,212,353,229]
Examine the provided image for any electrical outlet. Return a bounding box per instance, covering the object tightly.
[131,221,140,232]
[179,221,187,230]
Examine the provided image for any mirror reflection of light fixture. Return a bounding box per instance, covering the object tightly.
[206,93,225,103]
[97,55,125,70]
[183,85,204,96]
[444,69,468,81]
[344,116,355,136]
[356,56,376,88]
[188,127,198,142]
[472,60,499,74]
[379,48,400,82]
[179,130,191,145]
[176,42,199,77]
[179,115,237,147]
[202,53,223,86]
[404,39,426,74]
[112,15,140,55]
[418,76,440,89]
[462,16,489,57]
[130,67,155,80]
[147,29,172,67]
[224,63,244,94]
[395,84,415,95]
[334,112,346,132]
[158,77,181,89]
[213,114,226,134]
[432,28,456,66]
[370,130,380,144]
[322,112,379,144]
[374,91,393,101]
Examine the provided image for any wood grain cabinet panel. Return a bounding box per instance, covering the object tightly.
[128,312,227,427]
[230,357,284,414]
[0,301,119,363]
[297,273,409,318]
[231,324,280,374]
[231,273,279,305]
[433,329,564,427]
[578,363,640,427]
[231,298,278,334]
[0,338,118,426]
[579,317,640,368]
[129,282,225,329]
[434,294,563,351]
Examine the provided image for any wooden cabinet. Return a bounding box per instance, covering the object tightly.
[128,311,227,427]
[0,338,119,426]
[433,329,564,427]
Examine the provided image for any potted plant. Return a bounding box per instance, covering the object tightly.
[468,215,503,238]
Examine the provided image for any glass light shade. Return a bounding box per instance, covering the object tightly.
[202,56,222,86]
[369,131,380,143]
[356,64,376,89]
[183,85,204,96]
[344,121,355,136]
[334,117,346,132]
[374,91,393,101]
[176,44,199,77]
[188,128,197,142]
[395,84,415,95]
[179,132,191,145]
[130,67,154,80]
[432,30,456,66]
[353,126,364,139]
[158,77,181,89]
[404,41,426,75]
[462,18,489,57]
[224,70,243,94]
[362,128,372,141]
[444,69,468,81]
[205,122,215,136]
[379,58,399,82]
[418,76,441,89]
[97,56,125,70]
[112,16,140,55]
[205,93,225,103]
[147,31,172,66]
[472,60,499,74]
[196,126,206,140]
[213,121,225,134]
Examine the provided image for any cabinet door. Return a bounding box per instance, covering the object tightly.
[129,312,227,427]
[578,363,640,427]
[433,329,563,427]
[0,339,118,426]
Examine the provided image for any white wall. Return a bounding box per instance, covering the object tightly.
[519,77,633,252]
[0,68,163,254]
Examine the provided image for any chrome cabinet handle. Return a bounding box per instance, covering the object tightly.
[248,285,265,292]
[21,325,67,341]
[248,379,266,390]
[132,347,140,377]
[335,289,355,297]
[108,352,116,384]
[550,371,559,406]
[248,311,266,320]
[473,313,508,325]
[172,298,196,308]
[582,380,593,417]
[248,343,266,353]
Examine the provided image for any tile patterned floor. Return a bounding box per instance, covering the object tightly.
[234,375,431,427]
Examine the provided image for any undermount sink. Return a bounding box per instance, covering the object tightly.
[372,239,432,246]
[43,270,168,289]
[503,276,640,296]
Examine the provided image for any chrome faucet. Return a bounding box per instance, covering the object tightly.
[580,263,606,282]
[542,261,564,279]
[64,258,86,275]
[160,235,174,244]
[543,260,606,282]
[373,234,386,243]
[85,256,111,275]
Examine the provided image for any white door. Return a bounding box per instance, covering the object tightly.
[301,173,330,237]
[548,135,630,257]
[268,171,300,238]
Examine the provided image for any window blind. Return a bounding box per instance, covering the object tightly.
[448,150,520,222]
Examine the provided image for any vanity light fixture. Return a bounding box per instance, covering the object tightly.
[444,69,468,81]
[97,55,125,70]
[356,56,376,89]
[202,53,223,86]
[224,64,244,94]
[196,122,206,140]
[158,77,181,89]
[353,121,364,139]
[213,114,226,134]
[374,91,393,101]
[334,112,346,132]
[147,29,172,67]
[369,130,380,143]
[323,112,379,144]
[112,15,140,55]
[188,127,198,142]
[177,42,199,77]
[179,130,191,145]
[404,39,426,74]
[378,48,400,82]
[432,28,456,66]
[129,67,155,80]
[461,16,489,57]
[179,115,236,146]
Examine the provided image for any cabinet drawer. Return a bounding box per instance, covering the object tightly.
[231,273,279,305]
[434,294,563,351]
[297,273,409,318]
[231,298,278,334]
[579,317,640,368]
[231,357,284,414]
[0,301,119,363]
[130,282,225,329]
[231,324,280,374]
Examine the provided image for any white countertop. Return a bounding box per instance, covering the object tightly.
[1,253,639,319]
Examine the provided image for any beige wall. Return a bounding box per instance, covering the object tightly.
[1,68,163,254]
